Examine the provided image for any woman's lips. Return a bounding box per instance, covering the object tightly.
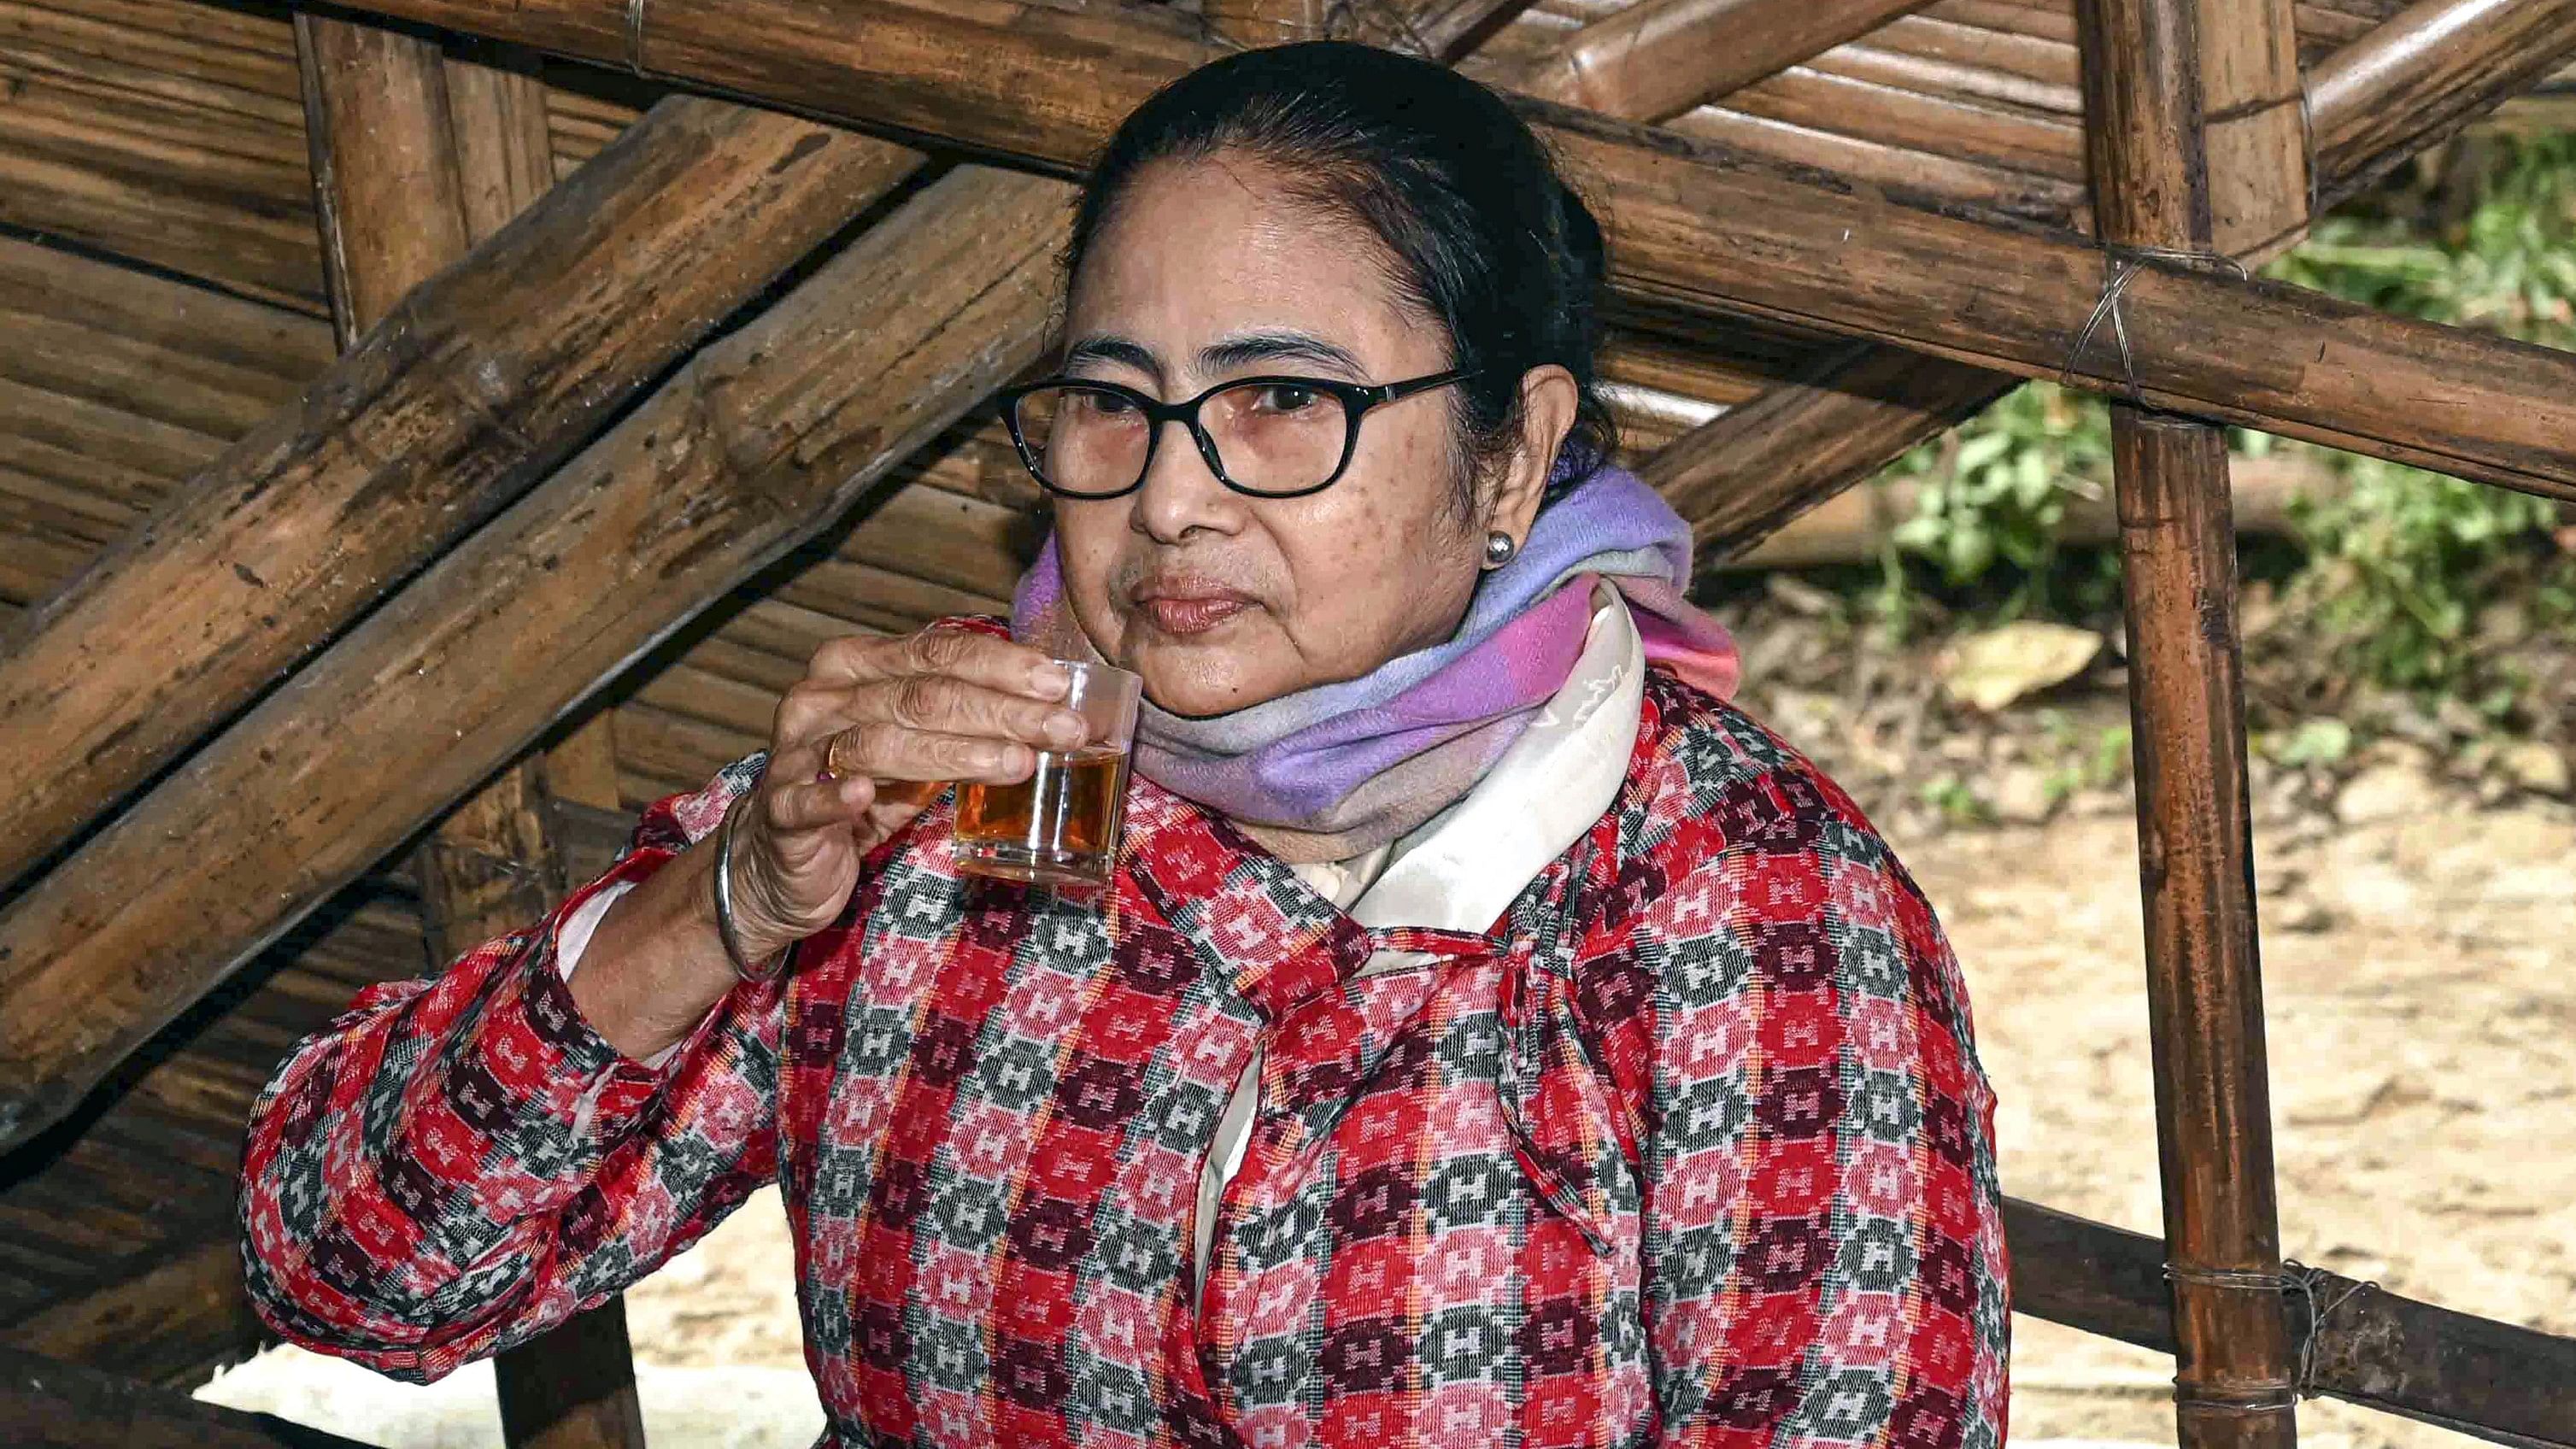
[1131,581,1256,637]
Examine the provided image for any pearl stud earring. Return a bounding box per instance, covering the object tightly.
[1483,531,1517,568]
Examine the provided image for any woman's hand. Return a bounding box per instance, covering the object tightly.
[568,626,1083,1061]
[723,625,1086,958]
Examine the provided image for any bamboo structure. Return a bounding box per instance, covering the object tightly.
[3,0,2575,1442]
[295,16,645,1447]
[0,98,922,898]
[2078,0,2298,1441]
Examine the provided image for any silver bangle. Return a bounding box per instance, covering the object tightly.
[713,795,789,983]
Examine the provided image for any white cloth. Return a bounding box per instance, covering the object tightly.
[556,587,1649,1292]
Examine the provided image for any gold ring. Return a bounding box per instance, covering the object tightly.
[819,730,849,782]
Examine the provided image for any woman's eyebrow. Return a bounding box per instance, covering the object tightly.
[1199,332,1368,377]
[1062,336,1162,382]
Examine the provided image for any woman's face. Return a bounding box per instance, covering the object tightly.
[1050,155,1567,718]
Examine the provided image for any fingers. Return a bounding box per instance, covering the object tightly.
[760,726,1030,842]
[783,676,1086,755]
[814,723,1036,786]
[764,766,876,836]
[807,625,1071,701]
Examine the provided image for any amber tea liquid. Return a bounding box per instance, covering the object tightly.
[953,746,1132,886]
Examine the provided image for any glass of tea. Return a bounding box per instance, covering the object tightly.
[951,660,1142,888]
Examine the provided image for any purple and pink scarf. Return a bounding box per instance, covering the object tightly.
[1011,455,1739,862]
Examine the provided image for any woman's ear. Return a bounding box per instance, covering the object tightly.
[1484,365,1580,544]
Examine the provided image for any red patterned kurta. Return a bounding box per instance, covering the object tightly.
[239,666,2009,1448]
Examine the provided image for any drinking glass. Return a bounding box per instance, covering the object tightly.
[952,660,1142,887]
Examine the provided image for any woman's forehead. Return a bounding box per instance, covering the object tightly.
[1065,157,1426,370]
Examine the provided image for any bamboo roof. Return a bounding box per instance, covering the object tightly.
[1,0,2573,1420]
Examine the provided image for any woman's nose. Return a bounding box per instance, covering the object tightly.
[1130,418,1244,543]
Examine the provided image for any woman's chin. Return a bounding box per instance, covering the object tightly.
[1128,643,1287,719]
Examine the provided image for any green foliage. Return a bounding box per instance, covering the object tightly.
[1918,773,1992,827]
[1869,131,2576,697]
[2264,132,2576,693]
[2280,459,2562,689]
[2033,709,2132,806]
[2265,718,2354,769]
[1887,384,2109,588]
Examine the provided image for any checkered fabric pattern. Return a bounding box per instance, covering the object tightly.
[240,654,2008,1449]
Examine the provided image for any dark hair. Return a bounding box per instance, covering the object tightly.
[1062,41,1617,507]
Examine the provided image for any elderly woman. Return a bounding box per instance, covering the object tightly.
[240,41,2005,1449]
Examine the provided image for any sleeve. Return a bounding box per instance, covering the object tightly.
[559,881,679,1071]
[236,753,783,1383]
[1630,771,2010,1449]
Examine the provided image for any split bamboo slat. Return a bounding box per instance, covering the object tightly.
[0,0,642,309]
[292,14,648,1446]
[0,237,324,605]
[0,0,319,308]
[1202,0,1540,52]
[0,99,927,905]
[2078,0,2298,1443]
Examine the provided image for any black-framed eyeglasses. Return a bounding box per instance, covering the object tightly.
[995,368,1478,501]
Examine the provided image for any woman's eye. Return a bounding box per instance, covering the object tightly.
[1258,384,1318,413]
[1078,390,1138,416]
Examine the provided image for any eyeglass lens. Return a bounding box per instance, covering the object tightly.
[1012,381,1351,496]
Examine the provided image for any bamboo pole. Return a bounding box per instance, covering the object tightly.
[1646,0,2576,555]
[1488,0,1934,121]
[317,0,2576,506]
[2076,0,2298,1444]
[296,19,472,350]
[295,17,647,1448]
[2306,0,2576,204]
[0,100,924,898]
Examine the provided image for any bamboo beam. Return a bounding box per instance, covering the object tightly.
[1708,453,2335,569]
[2306,0,2576,204]
[1651,0,2576,556]
[294,17,646,1449]
[0,165,1066,1151]
[2004,1199,2576,1449]
[321,0,2576,507]
[2078,0,2298,1444]
[0,100,923,899]
[1490,0,1934,124]
[1204,0,1538,56]
[0,1243,257,1375]
[0,1344,375,1449]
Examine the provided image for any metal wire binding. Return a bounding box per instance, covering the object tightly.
[2059,244,2251,407]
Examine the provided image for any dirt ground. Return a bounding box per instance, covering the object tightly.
[203,733,2576,1448]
